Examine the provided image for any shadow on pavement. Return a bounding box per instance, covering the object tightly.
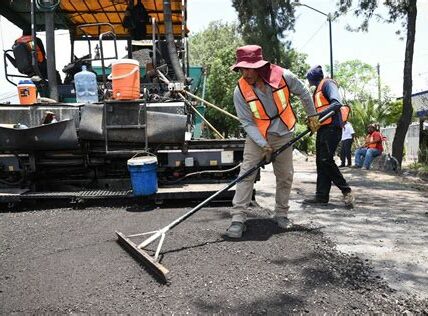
[221,219,323,242]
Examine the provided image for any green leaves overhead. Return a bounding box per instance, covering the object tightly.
[231,0,295,64]
[189,21,243,137]
[188,21,310,139]
[333,60,401,137]
[332,60,377,101]
[334,0,417,165]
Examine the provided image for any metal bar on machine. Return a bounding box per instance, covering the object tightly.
[155,70,224,139]
[105,124,147,129]
[177,92,224,139]
[184,91,239,121]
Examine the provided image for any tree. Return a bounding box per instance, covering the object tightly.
[231,0,295,64]
[335,0,418,166]
[331,60,377,101]
[333,60,402,138]
[188,20,311,139]
[189,22,244,137]
[205,47,241,137]
[189,21,243,67]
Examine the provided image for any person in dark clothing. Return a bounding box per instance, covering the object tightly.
[14,27,48,79]
[303,65,355,208]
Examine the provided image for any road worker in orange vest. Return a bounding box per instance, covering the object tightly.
[226,45,320,239]
[15,27,48,79]
[354,124,384,170]
[303,65,354,208]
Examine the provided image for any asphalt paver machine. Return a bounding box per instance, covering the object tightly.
[0,0,245,206]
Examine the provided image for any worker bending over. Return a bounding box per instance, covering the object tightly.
[227,45,320,238]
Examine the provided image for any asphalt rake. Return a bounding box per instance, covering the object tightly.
[116,112,335,282]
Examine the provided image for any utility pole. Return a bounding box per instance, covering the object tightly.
[292,2,334,78]
[45,0,58,101]
[377,63,381,106]
[328,14,333,79]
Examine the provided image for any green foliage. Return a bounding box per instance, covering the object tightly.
[408,161,428,178]
[332,60,403,138]
[187,18,312,141]
[188,22,244,137]
[331,60,377,101]
[294,122,315,154]
[231,0,295,64]
[205,47,241,137]
[284,49,309,78]
[334,0,417,165]
[348,98,400,138]
[335,0,409,33]
[189,21,243,67]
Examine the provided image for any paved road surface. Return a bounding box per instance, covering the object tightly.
[256,156,428,299]
[1,155,427,313]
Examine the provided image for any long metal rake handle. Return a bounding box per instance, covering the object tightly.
[139,111,335,248]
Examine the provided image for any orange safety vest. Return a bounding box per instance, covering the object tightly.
[238,77,296,139]
[313,78,350,126]
[366,131,383,149]
[16,35,45,63]
[366,135,377,148]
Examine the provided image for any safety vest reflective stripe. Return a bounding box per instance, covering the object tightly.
[314,78,349,126]
[238,76,296,139]
[276,89,287,110]
[249,101,260,119]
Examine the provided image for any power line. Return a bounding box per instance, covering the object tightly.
[0,93,18,102]
[296,21,327,51]
[0,90,17,98]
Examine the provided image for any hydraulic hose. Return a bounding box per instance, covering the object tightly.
[162,163,242,184]
[163,0,185,82]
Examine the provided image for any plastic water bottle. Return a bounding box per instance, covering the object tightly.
[74,65,98,103]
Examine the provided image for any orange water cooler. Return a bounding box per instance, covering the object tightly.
[109,59,140,100]
[17,80,37,105]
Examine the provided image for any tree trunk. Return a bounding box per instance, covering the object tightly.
[392,0,417,166]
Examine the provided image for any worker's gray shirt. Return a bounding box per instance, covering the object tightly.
[233,69,316,147]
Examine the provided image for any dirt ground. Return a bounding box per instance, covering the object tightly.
[1,157,427,314]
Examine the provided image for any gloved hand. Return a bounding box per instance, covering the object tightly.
[306,115,321,134]
[262,145,274,164]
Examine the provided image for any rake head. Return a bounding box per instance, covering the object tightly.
[116,231,169,283]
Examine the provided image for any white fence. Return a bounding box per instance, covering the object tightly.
[381,122,419,162]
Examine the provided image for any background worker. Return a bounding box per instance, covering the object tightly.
[303,65,354,208]
[226,45,320,239]
[340,121,355,167]
[14,27,48,79]
[354,124,383,170]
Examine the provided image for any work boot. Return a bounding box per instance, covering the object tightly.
[302,197,328,206]
[226,221,246,239]
[274,216,293,230]
[343,192,355,208]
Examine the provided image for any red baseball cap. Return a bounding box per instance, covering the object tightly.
[230,45,269,71]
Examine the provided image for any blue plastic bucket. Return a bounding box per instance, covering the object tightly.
[127,156,158,196]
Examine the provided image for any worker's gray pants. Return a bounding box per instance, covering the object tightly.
[231,134,294,223]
